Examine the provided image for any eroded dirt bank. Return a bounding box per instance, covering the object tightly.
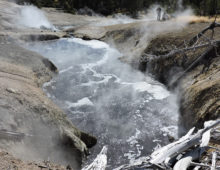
[0,35,98,169]
[0,149,67,170]
[0,0,97,169]
[140,23,220,133]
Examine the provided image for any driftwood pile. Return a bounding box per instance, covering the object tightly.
[83,119,220,170]
[82,146,108,170]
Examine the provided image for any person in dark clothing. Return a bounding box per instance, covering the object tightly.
[156,7,162,21]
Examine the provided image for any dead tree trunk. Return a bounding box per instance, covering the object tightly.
[115,120,220,170]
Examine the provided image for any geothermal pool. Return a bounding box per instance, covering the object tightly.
[26,38,179,169]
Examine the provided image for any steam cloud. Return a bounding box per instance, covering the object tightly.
[178,0,183,10]
[24,37,180,168]
[17,5,55,29]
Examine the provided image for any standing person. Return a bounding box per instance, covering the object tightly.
[156,7,162,21]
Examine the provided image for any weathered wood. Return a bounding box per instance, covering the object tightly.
[173,146,207,170]
[109,120,220,170]
[211,152,217,170]
[151,120,220,164]
[191,162,210,168]
[141,40,220,62]
[82,146,108,170]
[169,41,220,87]
[150,127,195,164]
[173,156,192,170]
[113,157,153,170]
[188,22,220,46]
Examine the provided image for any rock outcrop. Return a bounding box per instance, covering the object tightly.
[0,34,97,169]
[0,1,97,169]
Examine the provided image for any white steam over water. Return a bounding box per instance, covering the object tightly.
[93,14,136,26]
[16,5,55,29]
[178,0,183,10]
[90,1,193,27]
[25,38,179,169]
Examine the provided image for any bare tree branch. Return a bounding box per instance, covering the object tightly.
[141,39,220,63]
[188,22,220,46]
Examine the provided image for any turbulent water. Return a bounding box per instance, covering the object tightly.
[26,38,179,169]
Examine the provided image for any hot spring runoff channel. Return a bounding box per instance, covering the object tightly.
[26,38,179,169]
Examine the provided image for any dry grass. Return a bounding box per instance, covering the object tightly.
[174,15,220,24]
[188,16,220,24]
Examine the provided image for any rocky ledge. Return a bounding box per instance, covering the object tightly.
[0,34,97,169]
[0,1,98,169]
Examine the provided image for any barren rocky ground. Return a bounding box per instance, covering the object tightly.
[0,149,67,170]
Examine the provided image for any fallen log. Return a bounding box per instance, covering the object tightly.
[169,40,220,88]
[150,120,220,165]
[191,162,210,168]
[141,21,220,63]
[173,146,207,170]
[141,39,220,63]
[114,119,220,170]
[188,22,220,46]
[82,146,108,170]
